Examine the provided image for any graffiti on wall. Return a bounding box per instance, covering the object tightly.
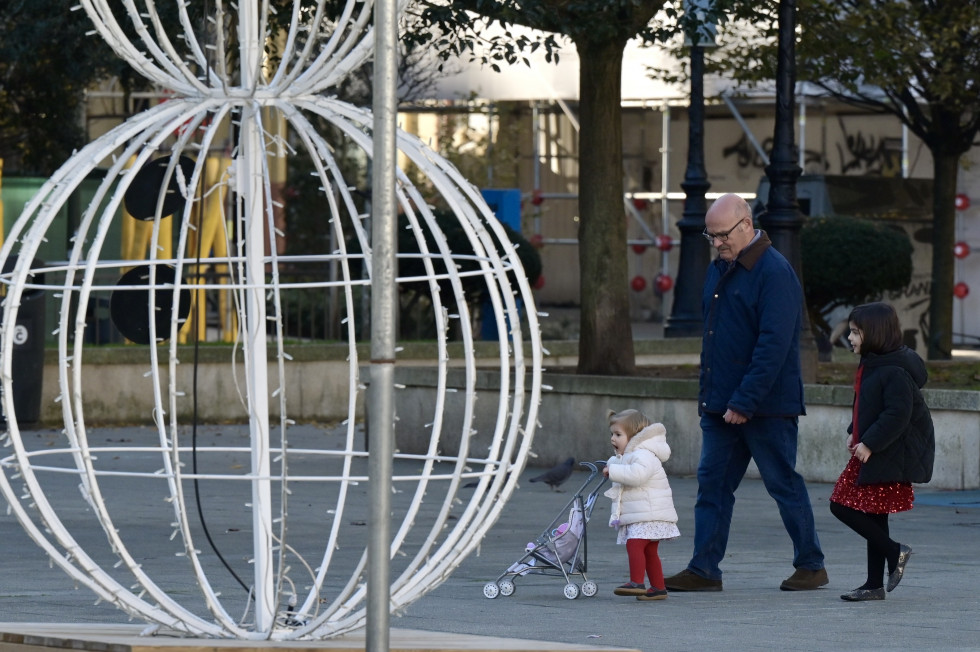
[722,117,901,175]
[721,134,828,172]
[886,280,932,352]
[836,122,902,174]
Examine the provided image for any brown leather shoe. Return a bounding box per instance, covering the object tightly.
[780,567,829,591]
[664,569,722,592]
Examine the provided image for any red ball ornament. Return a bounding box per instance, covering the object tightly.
[533,275,546,290]
[655,234,673,252]
[531,189,544,206]
[530,233,545,249]
[654,273,674,293]
[632,243,647,255]
[954,282,970,299]
[955,193,970,211]
[630,275,647,292]
[954,241,971,259]
[632,198,648,211]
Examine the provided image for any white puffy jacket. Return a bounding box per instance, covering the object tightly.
[604,423,678,526]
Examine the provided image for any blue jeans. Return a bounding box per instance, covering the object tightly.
[688,413,824,580]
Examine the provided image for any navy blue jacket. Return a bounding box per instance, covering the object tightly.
[850,347,935,484]
[699,232,805,419]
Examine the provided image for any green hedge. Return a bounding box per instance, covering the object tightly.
[801,215,913,344]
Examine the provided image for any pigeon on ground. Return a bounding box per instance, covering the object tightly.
[529,457,575,491]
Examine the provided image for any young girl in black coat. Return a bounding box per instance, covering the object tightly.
[829,302,935,602]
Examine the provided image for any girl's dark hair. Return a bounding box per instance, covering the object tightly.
[848,302,903,355]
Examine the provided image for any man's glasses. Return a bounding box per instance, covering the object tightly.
[702,218,746,243]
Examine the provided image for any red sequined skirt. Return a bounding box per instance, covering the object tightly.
[830,457,914,514]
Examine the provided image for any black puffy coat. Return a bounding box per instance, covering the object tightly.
[849,347,935,484]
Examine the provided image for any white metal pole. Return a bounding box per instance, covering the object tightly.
[239,0,275,632]
[798,98,806,170]
[661,105,670,236]
[367,0,398,650]
[532,103,541,236]
[242,109,275,635]
[902,123,910,178]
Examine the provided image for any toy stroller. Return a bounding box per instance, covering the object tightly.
[483,461,607,600]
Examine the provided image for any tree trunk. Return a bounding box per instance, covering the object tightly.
[927,148,959,360]
[574,36,636,375]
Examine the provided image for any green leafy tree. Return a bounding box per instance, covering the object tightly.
[4,1,723,368]
[800,215,913,355]
[409,0,717,374]
[0,1,124,174]
[0,1,372,175]
[700,0,980,360]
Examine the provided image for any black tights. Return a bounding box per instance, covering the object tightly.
[830,502,901,589]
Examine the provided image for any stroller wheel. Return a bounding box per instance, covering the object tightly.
[563,583,580,600]
[499,579,515,596]
[581,580,598,597]
[483,582,500,599]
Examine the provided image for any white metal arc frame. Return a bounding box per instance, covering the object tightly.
[0,0,542,641]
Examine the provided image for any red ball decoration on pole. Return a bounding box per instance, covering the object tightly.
[954,241,971,259]
[655,234,673,252]
[955,193,970,211]
[531,189,544,206]
[530,233,544,249]
[654,273,674,293]
[632,243,648,254]
[630,275,647,292]
[954,282,970,299]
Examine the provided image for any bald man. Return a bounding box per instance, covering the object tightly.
[664,194,828,592]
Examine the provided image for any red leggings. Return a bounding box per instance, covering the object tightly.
[626,538,664,590]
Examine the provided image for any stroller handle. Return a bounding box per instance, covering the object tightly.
[576,461,609,495]
[578,460,606,476]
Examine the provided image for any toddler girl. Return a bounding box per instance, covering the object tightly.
[604,408,680,601]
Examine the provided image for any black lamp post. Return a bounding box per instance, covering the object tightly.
[759,0,803,265]
[665,26,710,338]
[757,0,817,379]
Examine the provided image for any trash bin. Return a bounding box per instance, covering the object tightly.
[0,258,46,426]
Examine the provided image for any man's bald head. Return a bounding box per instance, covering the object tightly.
[704,194,754,261]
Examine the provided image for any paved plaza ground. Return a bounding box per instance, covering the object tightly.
[0,423,977,651]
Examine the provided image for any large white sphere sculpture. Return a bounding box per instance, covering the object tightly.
[0,0,541,640]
